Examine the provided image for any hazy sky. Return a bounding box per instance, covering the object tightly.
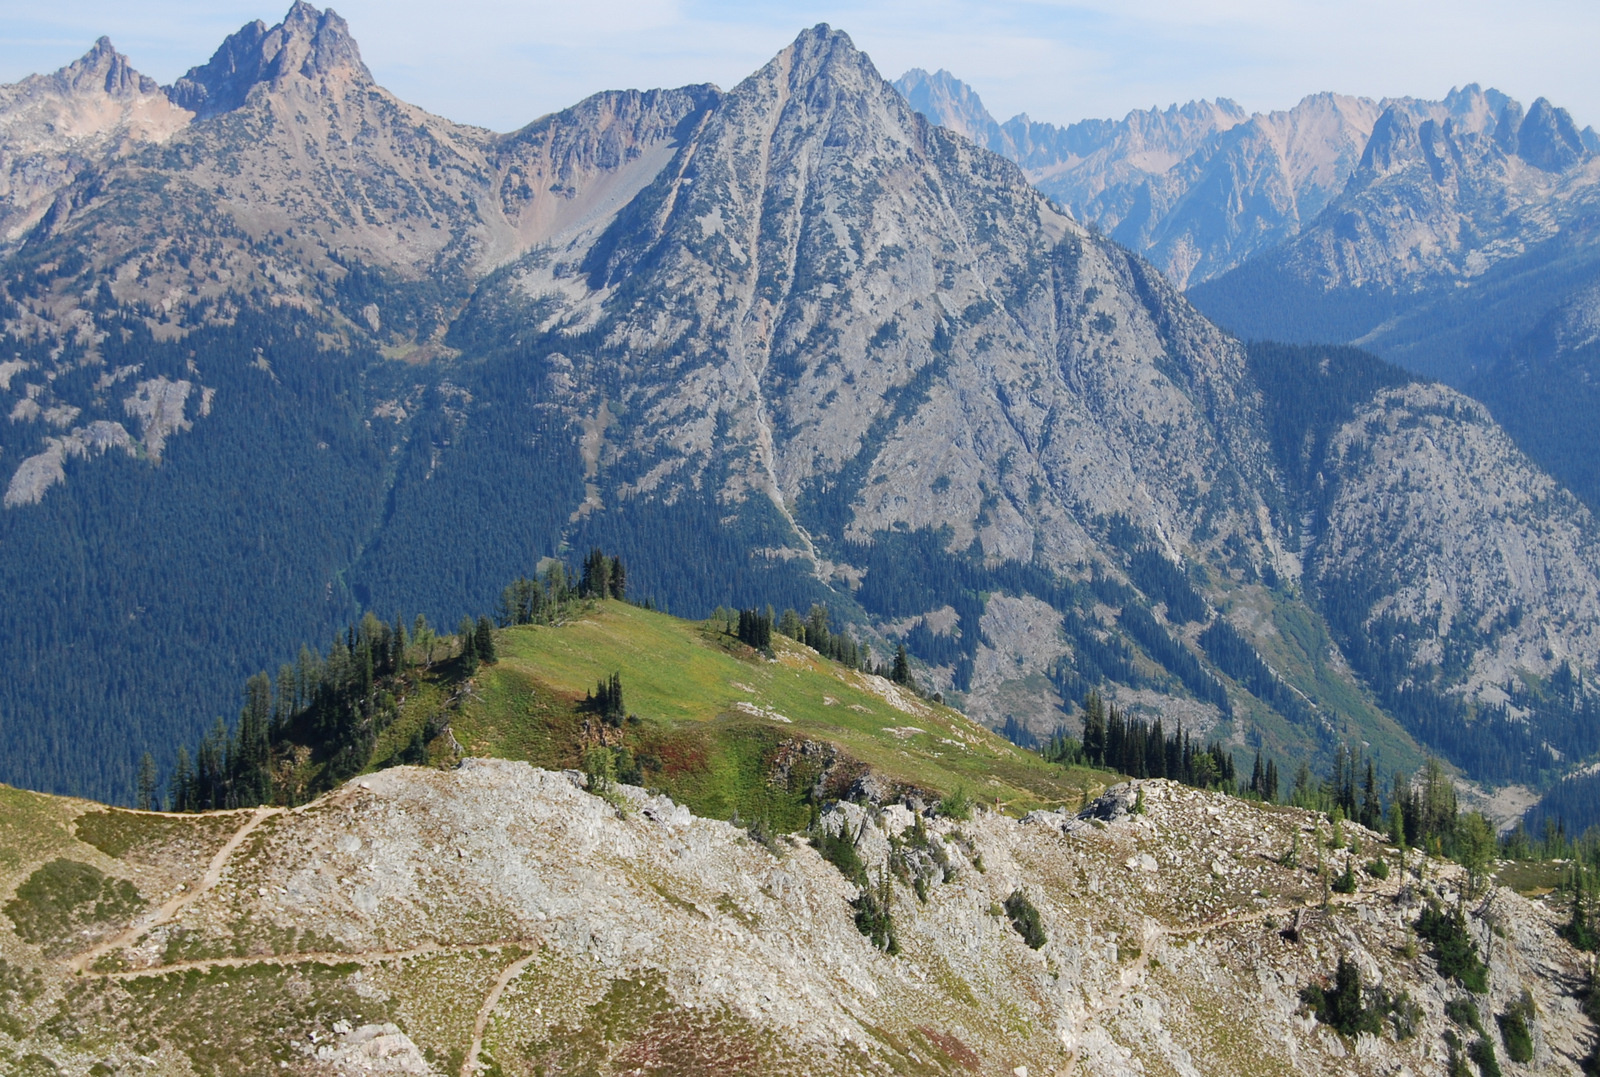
[1,0,1595,134]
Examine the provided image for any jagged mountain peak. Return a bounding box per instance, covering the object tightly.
[0,33,188,243]
[1518,95,1589,171]
[50,37,161,99]
[894,67,1000,147]
[168,2,370,118]
[742,23,883,100]
[1437,82,1511,130]
[1357,103,1421,174]
[1357,89,1590,179]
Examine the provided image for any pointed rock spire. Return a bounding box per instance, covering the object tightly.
[1358,105,1421,174]
[1517,97,1586,172]
[168,2,370,119]
[736,23,886,104]
[52,37,160,98]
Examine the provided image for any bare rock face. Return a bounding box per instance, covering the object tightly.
[964,593,1071,737]
[2,419,136,507]
[538,26,1274,577]
[1310,380,1600,752]
[0,37,189,242]
[1277,90,1597,294]
[1124,92,1384,286]
[901,71,1600,317]
[122,376,194,460]
[168,1,372,119]
[1189,86,1600,386]
[894,69,1385,286]
[4,4,716,346]
[4,765,1594,1075]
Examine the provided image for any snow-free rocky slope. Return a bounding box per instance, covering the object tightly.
[1190,89,1600,385]
[1,764,1595,1075]
[893,69,1443,289]
[7,6,1600,819]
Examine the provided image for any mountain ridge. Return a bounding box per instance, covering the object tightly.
[894,68,1600,295]
[0,758,1594,1075]
[1,6,1600,840]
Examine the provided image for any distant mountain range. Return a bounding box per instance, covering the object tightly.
[900,66,1600,599]
[4,4,1600,841]
[895,68,1599,295]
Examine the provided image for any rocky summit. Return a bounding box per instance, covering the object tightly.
[1,763,1594,1075]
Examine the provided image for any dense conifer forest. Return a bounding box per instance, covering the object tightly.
[6,274,1599,844]
[1246,341,1600,786]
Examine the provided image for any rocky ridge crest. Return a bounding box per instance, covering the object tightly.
[0,762,1593,1075]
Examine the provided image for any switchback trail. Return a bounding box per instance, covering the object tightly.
[462,949,540,1077]
[68,805,280,974]
[89,937,542,981]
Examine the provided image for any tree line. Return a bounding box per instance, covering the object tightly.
[1032,689,1540,889]
[711,603,919,690]
[150,553,625,812]
[1040,690,1238,792]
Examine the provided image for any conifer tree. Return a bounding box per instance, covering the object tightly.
[170,746,192,812]
[413,615,435,665]
[136,752,158,811]
[1082,691,1107,766]
[544,561,569,605]
[891,644,912,687]
[474,616,497,664]
[580,547,617,599]
[587,672,625,724]
[1361,760,1381,829]
[778,608,804,640]
[458,615,478,665]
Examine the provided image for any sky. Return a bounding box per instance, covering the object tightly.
[0,0,1595,134]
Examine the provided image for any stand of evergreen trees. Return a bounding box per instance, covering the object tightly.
[579,548,627,601]
[1246,751,1281,802]
[170,610,413,812]
[776,604,865,669]
[1041,689,1531,879]
[1117,606,1232,715]
[736,608,773,650]
[165,558,605,812]
[1074,691,1237,789]
[585,672,626,725]
[714,601,920,691]
[1199,618,1316,727]
[1124,544,1208,624]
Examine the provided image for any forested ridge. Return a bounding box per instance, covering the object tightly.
[1246,340,1600,790]
[0,309,387,801]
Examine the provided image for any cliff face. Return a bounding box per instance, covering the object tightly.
[1,763,1594,1075]
[1312,382,1600,709]
[534,27,1274,569]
